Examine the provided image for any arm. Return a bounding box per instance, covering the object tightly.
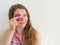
[1,29,15,45]
[1,17,18,45]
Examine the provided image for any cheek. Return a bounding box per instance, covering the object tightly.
[25,19,28,25]
[25,17,28,23]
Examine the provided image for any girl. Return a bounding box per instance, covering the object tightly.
[1,4,41,45]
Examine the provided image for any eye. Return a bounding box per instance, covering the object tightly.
[23,14,27,17]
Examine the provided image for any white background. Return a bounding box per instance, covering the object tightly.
[0,0,60,45]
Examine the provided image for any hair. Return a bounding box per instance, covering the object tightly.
[8,4,38,45]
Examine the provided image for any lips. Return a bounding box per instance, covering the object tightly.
[20,22,25,24]
[18,21,25,24]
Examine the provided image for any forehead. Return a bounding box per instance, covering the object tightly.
[14,9,27,16]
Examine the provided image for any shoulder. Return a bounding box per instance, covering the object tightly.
[30,27,42,45]
[2,29,10,38]
[36,31,42,45]
[4,29,15,35]
[30,27,37,33]
[3,29,14,37]
[4,29,11,34]
[1,29,10,43]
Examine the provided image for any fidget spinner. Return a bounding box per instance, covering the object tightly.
[15,14,22,21]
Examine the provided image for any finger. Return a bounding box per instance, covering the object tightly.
[13,17,19,19]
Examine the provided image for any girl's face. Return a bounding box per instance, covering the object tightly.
[14,9,28,28]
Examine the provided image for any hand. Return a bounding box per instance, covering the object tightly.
[9,17,18,30]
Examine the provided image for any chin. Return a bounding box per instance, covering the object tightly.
[21,25,26,28]
[17,23,26,28]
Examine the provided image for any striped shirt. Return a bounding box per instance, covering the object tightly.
[10,30,25,45]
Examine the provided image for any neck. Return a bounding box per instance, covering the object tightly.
[16,26,24,34]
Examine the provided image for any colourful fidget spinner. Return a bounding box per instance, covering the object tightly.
[15,14,22,21]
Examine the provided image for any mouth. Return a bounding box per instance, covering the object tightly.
[18,21,25,24]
